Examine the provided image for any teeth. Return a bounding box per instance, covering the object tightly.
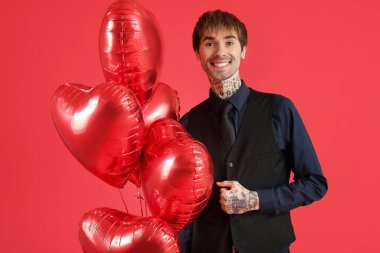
[213,62,229,67]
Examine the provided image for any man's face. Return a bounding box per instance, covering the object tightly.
[196,28,246,81]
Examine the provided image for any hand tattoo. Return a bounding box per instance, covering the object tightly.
[218,181,259,214]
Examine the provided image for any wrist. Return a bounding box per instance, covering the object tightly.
[248,191,260,211]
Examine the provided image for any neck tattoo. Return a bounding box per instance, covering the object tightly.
[210,72,242,99]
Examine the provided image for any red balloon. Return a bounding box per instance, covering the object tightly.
[51,82,144,188]
[100,0,162,106]
[142,82,180,129]
[79,208,179,253]
[141,119,214,231]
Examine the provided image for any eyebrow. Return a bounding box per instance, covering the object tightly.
[202,35,238,41]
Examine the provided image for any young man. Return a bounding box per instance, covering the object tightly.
[179,10,328,253]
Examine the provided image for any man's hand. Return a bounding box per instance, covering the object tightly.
[216,181,260,214]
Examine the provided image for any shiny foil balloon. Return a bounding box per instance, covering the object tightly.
[142,82,180,129]
[79,208,179,253]
[143,118,190,160]
[51,82,145,188]
[100,0,162,106]
[141,119,214,231]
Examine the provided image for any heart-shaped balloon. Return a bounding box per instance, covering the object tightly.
[100,0,162,106]
[141,119,214,231]
[51,82,144,188]
[142,82,180,128]
[79,208,179,253]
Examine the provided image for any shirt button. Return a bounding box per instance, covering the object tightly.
[227,162,234,168]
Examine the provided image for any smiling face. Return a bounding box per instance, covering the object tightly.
[196,28,246,81]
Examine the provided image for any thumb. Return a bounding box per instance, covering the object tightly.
[216,181,235,188]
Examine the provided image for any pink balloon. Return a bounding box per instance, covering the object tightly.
[99,0,162,106]
[79,208,179,253]
[142,82,180,129]
[51,82,145,188]
[141,119,214,231]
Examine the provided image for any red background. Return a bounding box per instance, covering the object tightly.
[1,0,379,252]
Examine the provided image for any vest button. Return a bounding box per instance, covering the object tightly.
[227,162,234,168]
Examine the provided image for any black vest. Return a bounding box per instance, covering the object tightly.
[186,89,295,253]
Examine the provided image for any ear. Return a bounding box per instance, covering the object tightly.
[241,46,247,59]
[195,51,200,60]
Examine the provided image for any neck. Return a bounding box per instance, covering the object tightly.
[209,71,242,99]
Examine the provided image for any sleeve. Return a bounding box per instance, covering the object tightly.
[178,223,193,253]
[256,95,328,215]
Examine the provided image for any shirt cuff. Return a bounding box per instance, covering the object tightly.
[256,189,275,214]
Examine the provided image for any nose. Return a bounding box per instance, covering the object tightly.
[214,44,227,58]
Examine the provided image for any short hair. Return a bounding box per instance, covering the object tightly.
[192,10,248,52]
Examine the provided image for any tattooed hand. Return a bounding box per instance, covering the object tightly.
[216,181,259,214]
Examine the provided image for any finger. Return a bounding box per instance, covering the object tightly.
[216,181,235,188]
[220,189,230,202]
[220,188,228,195]
[219,198,227,210]
[219,198,224,207]
[220,201,229,214]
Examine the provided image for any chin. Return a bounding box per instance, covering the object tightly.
[208,73,228,81]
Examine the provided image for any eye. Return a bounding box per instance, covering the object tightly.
[205,41,214,47]
[226,41,234,46]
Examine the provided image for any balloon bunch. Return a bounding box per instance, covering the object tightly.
[51,1,214,252]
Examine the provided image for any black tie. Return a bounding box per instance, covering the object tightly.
[220,102,236,150]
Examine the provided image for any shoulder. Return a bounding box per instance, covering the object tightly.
[248,89,296,110]
[248,89,301,121]
[182,98,210,117]
[270,93,304,127]
[272,94,297,112]
[179,98,210,128]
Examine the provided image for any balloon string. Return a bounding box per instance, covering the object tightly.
[144,196,148,217]
[119,189,129,214]
[135,187,144,217]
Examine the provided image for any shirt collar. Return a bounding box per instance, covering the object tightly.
[209,80,250,113]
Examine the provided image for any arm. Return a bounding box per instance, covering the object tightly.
[257,96,328,215]
[217,96,327,215]
[178,223,193,253]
